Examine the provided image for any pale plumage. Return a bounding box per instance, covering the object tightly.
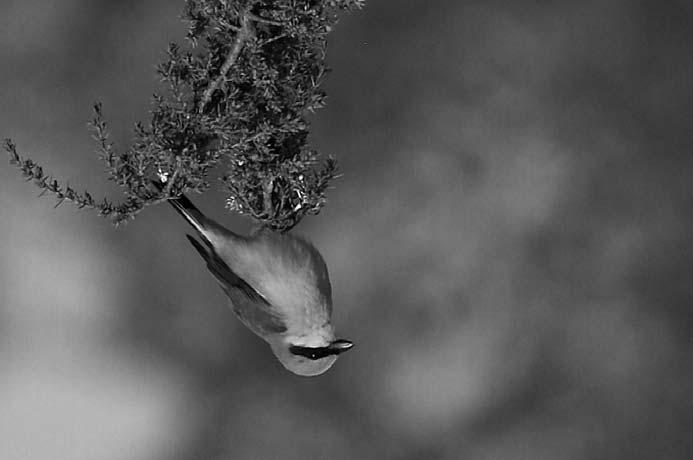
[164,192,353,376]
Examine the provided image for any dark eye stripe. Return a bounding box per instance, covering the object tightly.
[289,345,331,360]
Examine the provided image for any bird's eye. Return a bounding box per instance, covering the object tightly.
[306,350,322,360]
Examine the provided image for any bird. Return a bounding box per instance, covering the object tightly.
[162,190,353,376]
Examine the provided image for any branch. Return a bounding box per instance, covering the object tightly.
[5,139,103,212]
[4,138,171,224]
[198,12,252,113]
[247,13,282,26]
[6,0,364,229]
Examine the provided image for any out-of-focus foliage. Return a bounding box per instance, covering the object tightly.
[5,0,363,230]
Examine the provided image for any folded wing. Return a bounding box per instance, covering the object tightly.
[185,233,288,336]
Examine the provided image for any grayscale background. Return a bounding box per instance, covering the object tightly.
[1,1,692,459]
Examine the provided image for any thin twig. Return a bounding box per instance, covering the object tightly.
[247,13,282,26]
[199,13,252,113]
[262,177,275,218]
[260,34,287,46]
[162,157,183,197]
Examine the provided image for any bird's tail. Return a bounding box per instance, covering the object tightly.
[152,180,230,245]
[168,194,209,239]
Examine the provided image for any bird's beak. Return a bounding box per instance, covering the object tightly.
[329,339,354,355]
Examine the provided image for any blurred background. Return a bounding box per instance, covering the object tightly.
[1,1,692,459]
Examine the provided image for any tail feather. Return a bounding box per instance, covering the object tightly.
[151,180,207,236]
[169,195,209,241]
[152,180,237,247]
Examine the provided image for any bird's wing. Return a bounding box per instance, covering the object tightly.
[185,234,288,335]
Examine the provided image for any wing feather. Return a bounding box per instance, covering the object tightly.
[185,234,287,335]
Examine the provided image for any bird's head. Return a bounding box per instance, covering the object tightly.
[270,337,354,376]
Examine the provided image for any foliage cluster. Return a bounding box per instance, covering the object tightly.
[5,0,363,230]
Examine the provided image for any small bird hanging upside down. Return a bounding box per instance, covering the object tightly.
[164,192,354,376]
